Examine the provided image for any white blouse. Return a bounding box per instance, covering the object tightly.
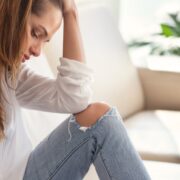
[0,57,93,180]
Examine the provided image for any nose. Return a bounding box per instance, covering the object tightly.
[30,42,42,57]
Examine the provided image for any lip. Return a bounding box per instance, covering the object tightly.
[22,54,30,63]
[24,55,30,60]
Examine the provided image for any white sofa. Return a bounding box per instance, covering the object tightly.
[73,2,180,164]
[22,2,180,179]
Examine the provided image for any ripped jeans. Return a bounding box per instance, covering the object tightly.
[23,107,151,180]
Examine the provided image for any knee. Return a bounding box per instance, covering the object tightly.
[74,102,111,127]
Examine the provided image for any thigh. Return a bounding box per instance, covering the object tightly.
[23,115,93,180]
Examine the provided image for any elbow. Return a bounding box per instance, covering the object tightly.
[61,90,93,114]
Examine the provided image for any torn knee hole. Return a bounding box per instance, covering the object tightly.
[74,102,111,127]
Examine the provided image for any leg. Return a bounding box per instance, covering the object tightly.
[23,103,150,180]
[75,102,151,180]
[74,102,111,127]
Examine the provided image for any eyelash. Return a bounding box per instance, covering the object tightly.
[31,29,39,39]
[31,29,49,43]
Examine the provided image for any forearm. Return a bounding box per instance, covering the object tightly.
[63,9,85,63]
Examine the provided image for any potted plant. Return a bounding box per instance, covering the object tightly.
[129,12,180,56]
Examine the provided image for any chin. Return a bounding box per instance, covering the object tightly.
[22,59,26,63]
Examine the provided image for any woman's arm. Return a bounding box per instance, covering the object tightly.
[62,0,85,63]
[16,60,93,113]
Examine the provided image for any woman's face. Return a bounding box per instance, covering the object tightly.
[22,3,62,62]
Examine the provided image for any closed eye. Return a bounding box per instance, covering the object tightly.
[31,29,39,39]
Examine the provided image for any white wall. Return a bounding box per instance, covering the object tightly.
[76,0,120,25]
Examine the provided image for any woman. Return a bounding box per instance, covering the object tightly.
[0,0,151,179]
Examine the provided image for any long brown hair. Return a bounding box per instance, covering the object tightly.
[0,0,32,140]
[0,0,62,140]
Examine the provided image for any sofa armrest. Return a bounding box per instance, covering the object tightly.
[138,67,180,111]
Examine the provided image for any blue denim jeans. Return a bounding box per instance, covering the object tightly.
[23,107,150,180]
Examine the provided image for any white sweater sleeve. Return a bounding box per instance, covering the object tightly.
[15,57,94,114]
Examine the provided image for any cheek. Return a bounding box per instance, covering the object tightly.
[23,26,32,53]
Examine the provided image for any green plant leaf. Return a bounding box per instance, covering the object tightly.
[161,24,175,37]
[168,47,180,56]
[128,12,180,57]
[169,13,180,29]
[128,40,151,48]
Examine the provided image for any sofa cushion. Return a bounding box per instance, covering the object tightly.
[125,110,180,163]
[144,161,180,180]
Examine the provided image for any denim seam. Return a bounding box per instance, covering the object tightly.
[99,151,112,180]
[47,136,90,180]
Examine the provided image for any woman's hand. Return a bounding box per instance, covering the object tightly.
[61,0,77,15]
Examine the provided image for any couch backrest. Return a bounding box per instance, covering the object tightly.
[44,4,145,118]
